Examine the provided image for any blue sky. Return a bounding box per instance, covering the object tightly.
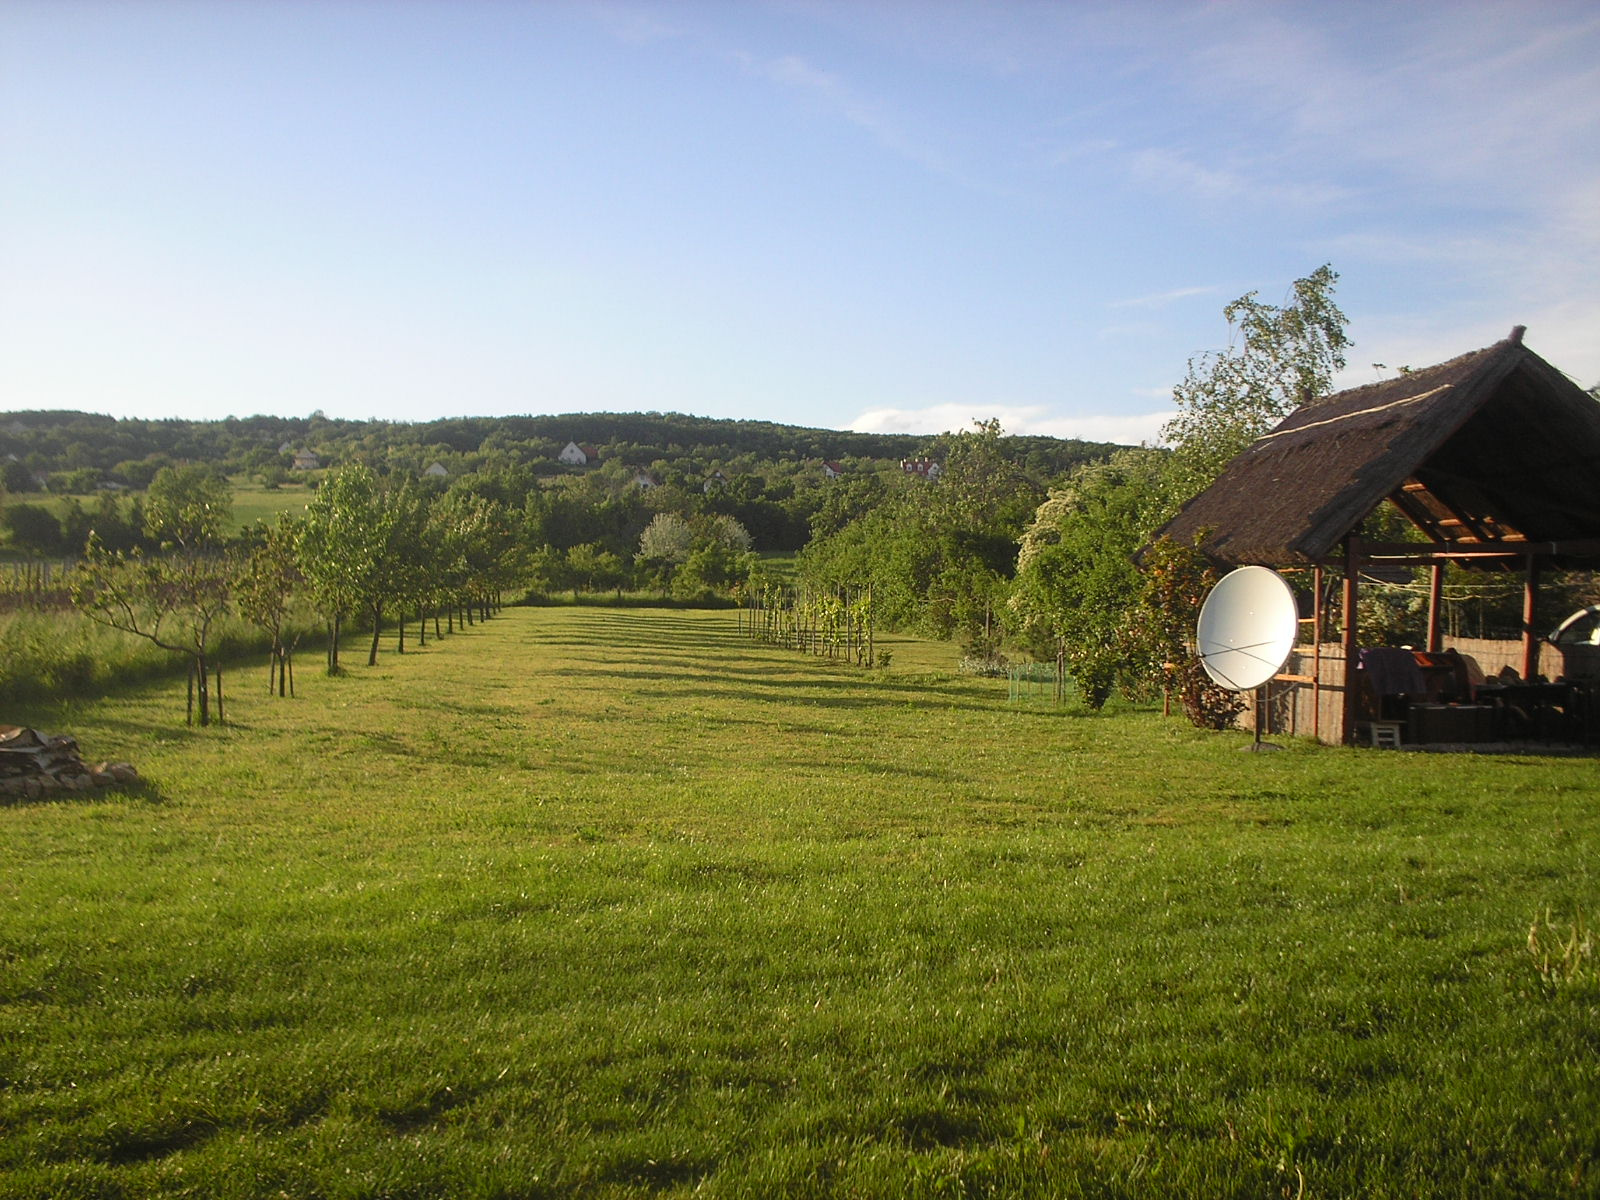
[3,1,1597,445]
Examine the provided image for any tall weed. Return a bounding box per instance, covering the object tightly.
[0,609,320,705]
[1528,907,1597,989]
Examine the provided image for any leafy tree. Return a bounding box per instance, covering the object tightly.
[235,516,304,696]
[434,489,519,623]
[368,476,429,662]
[802,421,1044,653]
[1,504,63,556]
[59,492,146,556]
[1,459,37,493]
[566,542,627,599]
[71,535,234,724]
[524,544,572,600]
[696,513,754,555]
[1127,536,1244,729]
[1004,268,1349,713]
[1008,448,1170,707]
[144,465,232,552]
[298,464,389,673]
[69,474,236,726]
[46,467,102,495]
[673,543,740,602]
[1162,264,1349,500]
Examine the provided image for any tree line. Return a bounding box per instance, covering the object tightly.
[64,460,789,725]
[1,408,1117,494]
[800,266,1356,721]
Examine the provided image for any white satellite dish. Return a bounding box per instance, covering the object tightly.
[1195,566,1299,692]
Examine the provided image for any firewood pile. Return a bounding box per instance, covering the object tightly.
[0,726,137,800]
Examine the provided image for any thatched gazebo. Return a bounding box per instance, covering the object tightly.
[1152,327,1600,745]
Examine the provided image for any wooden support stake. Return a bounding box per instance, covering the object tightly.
[1522,553,1540,680]
[1341,537,1360,746]
[1312,564,1324,744]
[1426,561,1444,653]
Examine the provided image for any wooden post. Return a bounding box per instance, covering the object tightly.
[1426,562,1444,653]
[1521,553,1541,680]
[1341,536,1361,746]
[1312,564,1324,744]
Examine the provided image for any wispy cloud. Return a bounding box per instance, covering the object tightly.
[1109,285,1216,310]
[1124,146,1352,210]
[587,1,684,46]
[848,403,1172,447]
[735,51,951,174]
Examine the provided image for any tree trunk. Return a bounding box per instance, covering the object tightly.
[196,656,211,727]
[368,603,383,666]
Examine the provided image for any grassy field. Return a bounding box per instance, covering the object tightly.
[2,606,1598,1198]
[225,478,317,532]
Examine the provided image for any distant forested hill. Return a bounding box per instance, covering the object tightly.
[0,409,1123,483]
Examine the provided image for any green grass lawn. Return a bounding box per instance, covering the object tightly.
[225,477,317,532]
[2,607,1598,1198]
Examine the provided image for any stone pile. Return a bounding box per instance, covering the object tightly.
[0,726,137,800]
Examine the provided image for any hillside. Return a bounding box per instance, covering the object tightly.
[0,410,1123,485]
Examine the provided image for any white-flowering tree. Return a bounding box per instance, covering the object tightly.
[1162,264,1350,500]
[638,513,695,564]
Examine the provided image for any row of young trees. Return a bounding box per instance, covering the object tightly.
[69,465,524,725]
[63,461,771,726]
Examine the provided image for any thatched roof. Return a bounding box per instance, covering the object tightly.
[1151,329,1600,569]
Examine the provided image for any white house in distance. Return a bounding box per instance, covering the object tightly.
[423,462,449,479]
[822,460,846,479]
[291,450,321,471]
[900,457,942,480]
[558,441,601,466]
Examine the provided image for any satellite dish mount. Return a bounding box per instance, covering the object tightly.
[1194,566,1299,753]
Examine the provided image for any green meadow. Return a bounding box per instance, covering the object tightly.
[2,606,1598,1198]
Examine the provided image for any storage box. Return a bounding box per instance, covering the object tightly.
[1408,704,1495,744]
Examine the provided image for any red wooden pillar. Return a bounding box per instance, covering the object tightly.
[1426,561,1444,653]
[1341,536,1361,745]
[1311,564,1324,744]
[1521,554,1541,680]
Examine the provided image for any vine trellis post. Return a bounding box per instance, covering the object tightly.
[742,583,876,668]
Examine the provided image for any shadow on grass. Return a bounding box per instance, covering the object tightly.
[0,775,169,809]
[98,1117,218,1166]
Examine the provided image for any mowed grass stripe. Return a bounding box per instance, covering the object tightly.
[2,606,1597,1197]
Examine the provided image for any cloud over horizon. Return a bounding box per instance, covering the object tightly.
[849,404,1173,448]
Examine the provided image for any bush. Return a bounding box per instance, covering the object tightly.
[1,504,64,556]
